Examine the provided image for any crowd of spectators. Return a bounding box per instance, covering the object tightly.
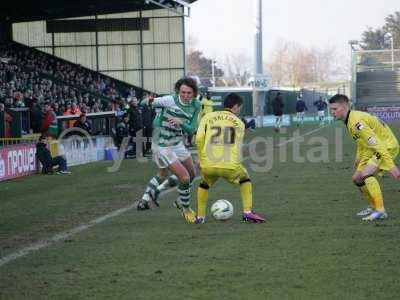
[0,42,142,136]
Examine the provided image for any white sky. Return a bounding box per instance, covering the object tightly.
[186,0,400,64]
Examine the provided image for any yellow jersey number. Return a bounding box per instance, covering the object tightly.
[210,126,236,145]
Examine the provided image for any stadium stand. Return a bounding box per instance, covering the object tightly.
[0,1,197,138]
[354,49,400,108]
[0,42,144,108]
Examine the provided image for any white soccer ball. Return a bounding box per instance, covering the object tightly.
[210,199,234,220]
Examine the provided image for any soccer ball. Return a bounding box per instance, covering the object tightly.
[210,199,234,220]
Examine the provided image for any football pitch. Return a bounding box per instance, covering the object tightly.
[1,124,400,300]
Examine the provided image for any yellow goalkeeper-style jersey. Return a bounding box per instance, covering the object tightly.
[346,110,399,168]
[196,110,245,170]
[200,97,214,119]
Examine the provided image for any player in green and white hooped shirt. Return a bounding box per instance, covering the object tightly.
[137,77,201,223]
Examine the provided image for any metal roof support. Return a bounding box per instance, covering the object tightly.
[144,0,191,17]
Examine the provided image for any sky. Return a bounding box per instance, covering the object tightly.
[186,0,400,65]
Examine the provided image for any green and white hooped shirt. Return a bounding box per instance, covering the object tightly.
[143,95,201,147]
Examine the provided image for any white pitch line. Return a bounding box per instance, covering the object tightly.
[0,125,328,268]
[275,125,328,147]
[0,204,137,267]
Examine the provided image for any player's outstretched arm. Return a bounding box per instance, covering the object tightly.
[181,104,201,135]
[141,95,174,108]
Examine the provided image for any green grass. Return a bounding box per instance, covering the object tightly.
[1,123,400,300]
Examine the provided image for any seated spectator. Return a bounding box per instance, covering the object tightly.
[73,113,92,135]
[36,135,71,174]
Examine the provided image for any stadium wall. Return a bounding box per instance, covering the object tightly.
[11,8,185,95]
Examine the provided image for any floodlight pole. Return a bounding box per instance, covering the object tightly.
[384,32,394,71]
[391,34,394,71]
[211,60,216,87]
[349,40,358,103]
[253,0,264,127]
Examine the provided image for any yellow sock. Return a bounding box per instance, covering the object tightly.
[240,181,253,213]
[359,185,375,208]
[364,176,384,211]
[197,186,209,218]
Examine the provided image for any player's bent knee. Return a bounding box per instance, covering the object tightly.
[362,174,374,181]
[158,168,169,178]
[352,173,363,183]
[353,180,365,187]
[239,178,251,185]
[178,173,191,183]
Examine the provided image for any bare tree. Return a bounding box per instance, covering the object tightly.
[266,39,348,86]
[223,53,252,86]
[384,11,400,48]
[265,39,290,86]
[186,50,223,79]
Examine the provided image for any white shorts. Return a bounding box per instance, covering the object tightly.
[297,112,305,118]
[152,143,191,169]
[318,111,325,117]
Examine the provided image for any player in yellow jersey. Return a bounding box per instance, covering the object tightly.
[329,94,400,221]
[199,92,214,119]
[185,92,214,148]
[195,93,265,224]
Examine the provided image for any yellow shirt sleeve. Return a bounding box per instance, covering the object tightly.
[196,115,207,151]
[353,120,392,161]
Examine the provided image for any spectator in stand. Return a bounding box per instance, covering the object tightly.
[41,102,57,136]
[127,97,143,156]
[91,103,101,113]
[23,90,34,108]
[73,113,92,134]
[115,103,125,117]
[64,102,71,114]
[141,98,154,155]
[63,102,81,128]
[52,102,62,116]
[0,102,13,138]
[115,114,130,151]
[36,135,71,174]
[70,102,81,115]
[14,91,25,107]
[29,98,42,133]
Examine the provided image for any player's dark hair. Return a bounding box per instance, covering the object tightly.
[174,77,198,97]
[223,93,243,109]
[329,94,349,104]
